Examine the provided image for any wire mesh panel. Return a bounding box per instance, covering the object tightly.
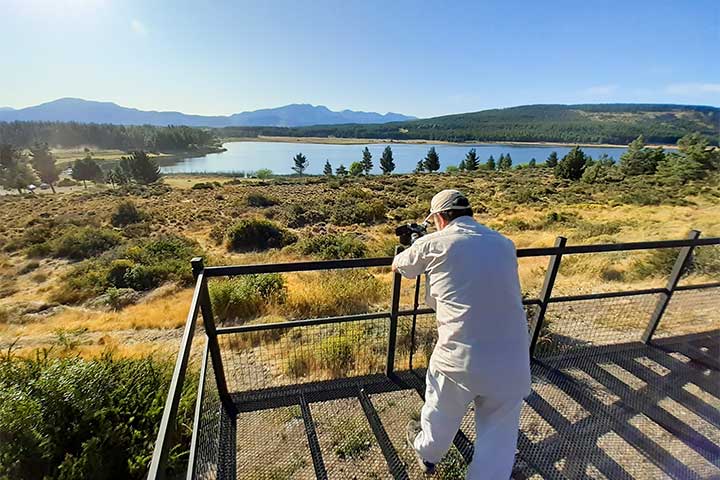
[535,294,661,364]
[655,287,720,339]
[192,349,222,480]
[234,405,315,479]
[218,318,390,394]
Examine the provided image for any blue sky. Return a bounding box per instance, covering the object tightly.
[3,0,719,118]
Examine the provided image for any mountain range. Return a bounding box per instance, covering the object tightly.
[0,98,415,127]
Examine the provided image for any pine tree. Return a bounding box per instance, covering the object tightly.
[555,146,588,180]
[423,147,440,172]
[349,161,364,176]
[361,147,373,175]
[72,154,103,188]
[458,159,467,171]
[528,158,537,167]
[546,151,559,168]
[121,151,161,184]
[323,160,333,176]
[498,153,512,170]
[0,144,37,194]
[336,164,348,176]
[414,160,425,173]
[29,143,59,193]
[464,148,480,171]
[292,152,309,175]
[486,155,496,170]
[379,146,395,174]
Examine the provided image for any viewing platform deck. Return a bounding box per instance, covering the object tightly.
[149,235,720,479]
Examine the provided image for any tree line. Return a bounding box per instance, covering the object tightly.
[286,133,718,185]
[0,144,161,193]
[0,121,220,151]
[217,104,719,146]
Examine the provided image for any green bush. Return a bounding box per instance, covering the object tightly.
[297,234,367,260]
[630,248,678,279]
[0,353,196,479]
[245,193,278,208]
[53,235,202,304]
[51,226,122,260]
[209,274,286,321]
[110,201,144,227]
[225,219,297,252]
[319,335,354,374]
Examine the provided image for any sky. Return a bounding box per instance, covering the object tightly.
[2,0,719,118]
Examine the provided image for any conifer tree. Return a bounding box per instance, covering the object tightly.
[423,147,440,172]
[292,152,309,175]
[361,147,373,175]
[379,146,395,174]
[464,148,479,171]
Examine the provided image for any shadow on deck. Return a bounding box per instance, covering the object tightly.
[221,330,720,479]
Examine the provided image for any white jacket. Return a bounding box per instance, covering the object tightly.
[392,217,532,399]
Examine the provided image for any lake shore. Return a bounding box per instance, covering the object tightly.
[222,135,678,149]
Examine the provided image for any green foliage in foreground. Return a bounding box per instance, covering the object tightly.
[0,352,196,480]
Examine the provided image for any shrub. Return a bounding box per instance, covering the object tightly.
[629,248,678,279]
[51,226,122,260]
[255,168,273,179]
[191,182,215,190]
[319,335,354,374]
[284,270,384,318]
[53,235,202,304]
[110,201,144,227]
[245,193,278,208]
[297,234,367,260]
[209,274,286,321]
[285,351,311,378]
[331,199,387,226]
[281,204,326,228]
[225,219,297,252]
[0,353,195,479]
[57,178,78,187]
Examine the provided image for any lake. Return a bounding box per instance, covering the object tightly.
[160,141,628,175]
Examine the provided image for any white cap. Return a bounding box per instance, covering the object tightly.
[424,189,470,223]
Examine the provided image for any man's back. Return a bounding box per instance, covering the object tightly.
[396,216,531,398]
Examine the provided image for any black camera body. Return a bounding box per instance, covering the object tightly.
[395,222,428,246]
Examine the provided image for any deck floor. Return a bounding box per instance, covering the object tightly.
[230,331,720,479]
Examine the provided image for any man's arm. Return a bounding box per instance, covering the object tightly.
[391,241,429,278]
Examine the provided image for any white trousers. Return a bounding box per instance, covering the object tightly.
[413,366,523,480]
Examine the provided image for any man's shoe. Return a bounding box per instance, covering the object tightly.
[405,420,436,474]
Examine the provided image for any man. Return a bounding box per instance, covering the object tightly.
[392,189,531,479]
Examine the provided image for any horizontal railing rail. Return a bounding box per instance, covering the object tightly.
[149,233,720,479]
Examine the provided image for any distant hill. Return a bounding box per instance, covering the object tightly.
[0,98,415,127]
[0,107,14,112]
[227,103,719,145]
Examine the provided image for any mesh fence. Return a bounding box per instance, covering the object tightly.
[192,346,221,480]
[655,286,720,339]
[534,294,661,364]
[218,317,390,394]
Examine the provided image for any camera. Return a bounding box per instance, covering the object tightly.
[395,222,428,246]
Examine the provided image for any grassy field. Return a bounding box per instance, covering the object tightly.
[0,167,718,361]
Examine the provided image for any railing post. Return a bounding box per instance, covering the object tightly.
[386,247,403,377]
[529,236,566,357]
[641,230,701,344]
[191,257,237,415]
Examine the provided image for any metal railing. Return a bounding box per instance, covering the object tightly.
[147,232,720,479]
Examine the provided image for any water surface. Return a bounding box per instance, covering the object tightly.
[160,141,628,175]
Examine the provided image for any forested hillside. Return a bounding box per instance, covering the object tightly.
[218,104,720,145]
[0,122,221,151]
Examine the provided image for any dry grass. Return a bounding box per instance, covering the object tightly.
[0,168,717,358]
